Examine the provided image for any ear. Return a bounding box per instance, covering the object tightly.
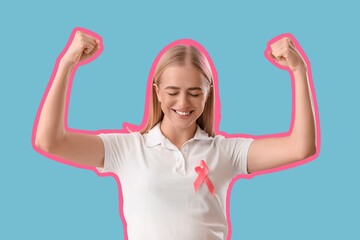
[153,83,162,102]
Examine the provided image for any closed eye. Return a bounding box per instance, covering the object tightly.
[166,91,203,97]
[188,90,204,97]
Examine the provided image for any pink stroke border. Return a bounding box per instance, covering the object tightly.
[31,27,321,240]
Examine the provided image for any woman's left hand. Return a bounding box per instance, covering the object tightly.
[268,37,307,72]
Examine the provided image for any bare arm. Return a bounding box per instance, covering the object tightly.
[34,29,105,168]
[247,36,318,174]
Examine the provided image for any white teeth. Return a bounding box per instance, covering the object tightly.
[175,111,191,116]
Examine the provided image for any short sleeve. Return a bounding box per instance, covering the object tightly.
[219,137,254,176]
[97,133,137,174]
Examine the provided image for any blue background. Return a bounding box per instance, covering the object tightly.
[1,0,359,239]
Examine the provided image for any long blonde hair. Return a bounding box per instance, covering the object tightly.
[140,43,215,136]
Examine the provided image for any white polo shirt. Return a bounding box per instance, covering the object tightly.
[98,123,254,240]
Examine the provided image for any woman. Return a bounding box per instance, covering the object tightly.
[34,28,318,240]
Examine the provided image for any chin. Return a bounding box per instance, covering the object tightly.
[171,113,200,128]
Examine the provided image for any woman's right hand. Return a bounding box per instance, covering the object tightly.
[61,30,101,65]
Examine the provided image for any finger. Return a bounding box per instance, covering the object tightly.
[83,44,95,54]
[267,50,277,61]
[286,38,298,51]
[87,43,100,57]
[271,50,283,61]
[272,47,290,62]
[270,37,286,51]
[75,31,98,49]
[76,31,97,42]
[288,40,303,59]
[271,42,287,55]
[270,37,292,53]
[82,38,98,54]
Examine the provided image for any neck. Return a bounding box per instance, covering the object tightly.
[160,121,197,149]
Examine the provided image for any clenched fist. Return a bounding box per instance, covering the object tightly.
[267,36,307,72]
[61,29,102,65]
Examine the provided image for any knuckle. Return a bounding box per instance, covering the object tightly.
[75,31,86,40]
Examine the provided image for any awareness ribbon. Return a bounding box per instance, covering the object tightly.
[194,160,215,195]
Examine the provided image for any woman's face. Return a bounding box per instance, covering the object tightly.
[155,65,209,132]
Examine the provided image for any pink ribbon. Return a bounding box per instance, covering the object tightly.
[194,160,215,195]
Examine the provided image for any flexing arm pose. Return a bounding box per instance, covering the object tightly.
[34,30,105,168]
[247,36,318,173]
[34,30,318,174]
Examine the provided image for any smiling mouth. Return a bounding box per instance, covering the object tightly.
[173,109,192,116]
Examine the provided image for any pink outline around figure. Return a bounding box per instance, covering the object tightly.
[32,27,320,240]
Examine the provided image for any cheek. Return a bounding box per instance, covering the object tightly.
[157,91,167,103]
[159,94,174,107]
[156,92,162,103]
[197,96,207,108]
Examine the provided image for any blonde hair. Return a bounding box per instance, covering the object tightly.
[140,44,215,136]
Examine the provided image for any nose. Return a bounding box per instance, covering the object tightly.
[178,93,191,108]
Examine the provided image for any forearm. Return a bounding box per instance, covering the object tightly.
[35,59,75,151]
[247,36,319,173]
[288,68,316,158]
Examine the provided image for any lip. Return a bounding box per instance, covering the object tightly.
[172,109,194,118]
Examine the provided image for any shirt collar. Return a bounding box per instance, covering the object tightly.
[145,122,212,148]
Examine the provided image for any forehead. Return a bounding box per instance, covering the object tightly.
[160,65,206,88]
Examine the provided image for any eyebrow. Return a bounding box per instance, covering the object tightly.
[164,86,203,91]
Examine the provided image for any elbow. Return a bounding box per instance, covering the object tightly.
[34,137,51,153]
[294,141,317,161]
[288,132,317,161]
[34,128,65,154]
[34,135,58,154]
